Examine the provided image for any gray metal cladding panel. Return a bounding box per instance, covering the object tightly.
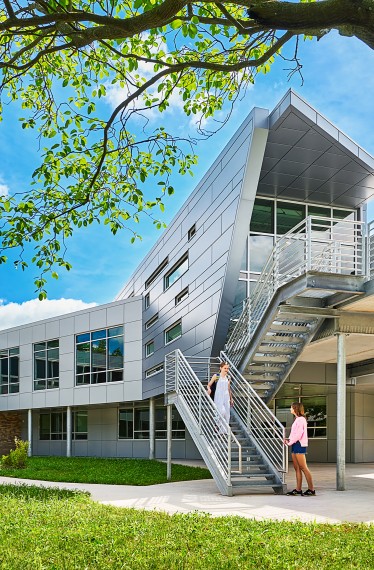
[117,440,134,457]
[72,441,89,456]
[101,441,118,457]
[132,441,150,458]
[46,320,60,340]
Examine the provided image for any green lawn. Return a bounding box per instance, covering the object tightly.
[0,484,373,569]
[0,456,212,485]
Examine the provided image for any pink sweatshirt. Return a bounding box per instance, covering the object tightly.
[287,416,308,447]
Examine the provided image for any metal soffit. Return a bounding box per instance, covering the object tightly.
[257,91,374,209]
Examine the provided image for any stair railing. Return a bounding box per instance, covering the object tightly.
[165,349,242,484]
[221,350,287,482]
[226,216,366,367]
[369,220,374,280]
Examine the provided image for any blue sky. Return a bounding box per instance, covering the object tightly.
[0,31,374,329]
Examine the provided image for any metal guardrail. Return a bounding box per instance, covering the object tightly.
[226,216,366,367]
[221,350,287,481]
[165,350,242,484]
[369,220,374,280]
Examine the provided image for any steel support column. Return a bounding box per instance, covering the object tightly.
[336,332,346,491]
[66,406,72,458]
[27,409,32,457]
[149,397,155,460]
[167,404,172,481]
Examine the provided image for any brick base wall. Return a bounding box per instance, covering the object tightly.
[0,412,23,455]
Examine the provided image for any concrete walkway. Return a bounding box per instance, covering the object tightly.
[1,463,374,524]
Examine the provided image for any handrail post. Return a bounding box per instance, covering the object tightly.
[175,349,179,392]
[198,389,202,433]
[306,216,312,271]
[227,430,231,486]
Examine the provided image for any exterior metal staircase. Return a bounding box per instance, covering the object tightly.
[165,351,287,496]
[165,216,371,496]
[226,216,367,403]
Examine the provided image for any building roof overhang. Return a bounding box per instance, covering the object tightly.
[257,90,374,210]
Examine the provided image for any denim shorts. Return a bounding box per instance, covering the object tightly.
[291,441,307,454]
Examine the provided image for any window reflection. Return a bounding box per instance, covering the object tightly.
[249,235,274,273]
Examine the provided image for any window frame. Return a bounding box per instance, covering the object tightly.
[145,363,164,378]
[188,224,196,241]
[75,326,124,386]
[0,346,20,395]
[164,253,188,291]
[145,313,159,330]
[33,340,59,391]
[164,320,182,346]
[145,257,168,290]
[175,286,189,306]
[145,340,155,358]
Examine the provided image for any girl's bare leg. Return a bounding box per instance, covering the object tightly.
[295,454,314,490]
[291,453,302,490]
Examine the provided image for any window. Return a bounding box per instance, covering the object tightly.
[33,340,59,391]
[145,340,154,357]
[165,321,182,345]
[249,235,274,273]
[145,257,168,289]
[188,224,196,240]
[250,199,274,234]
[164,253,188,290]
[119,406,185,439]
[0,347,19,395]
[276,201,305,235]
[175,287,189,306]
[145,314,158,330]
[76,326,124,385]
[40,411,88,440]
[275,395,327,439]
[145,363,164,378]
[144,293,150,309]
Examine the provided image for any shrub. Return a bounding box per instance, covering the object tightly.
[1,437,29,469]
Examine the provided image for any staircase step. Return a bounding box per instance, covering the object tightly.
[252,354,290,363]
[231,480,281,487]
[246,373,279,381]
[246,363,285,371]
[269,323,311,333]
[258,345,297,354]
[264,334,304,344]
[231,472,275,479]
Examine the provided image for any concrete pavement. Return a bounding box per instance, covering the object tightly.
[1,462,374,524]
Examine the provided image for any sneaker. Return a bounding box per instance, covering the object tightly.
[302,489,316,496]
[286,489,302,496]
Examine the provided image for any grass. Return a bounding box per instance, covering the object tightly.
[0,456,212,485]
[0,484,373,569]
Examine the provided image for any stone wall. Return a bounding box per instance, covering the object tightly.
[0,412,22,455]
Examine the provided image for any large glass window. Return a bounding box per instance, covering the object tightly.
[275,395,327,439]
[250,199,274,234]
[248,235,274,273]
[0,347,19,395]
[276,201,306,235]
[39,410,88,440]
[164,253,188,290]
[76,326,124,385]
[119,406,185,439]
[34,340,59,391]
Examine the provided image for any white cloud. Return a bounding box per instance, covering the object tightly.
[0,298,97,331]
[0,180,9,196]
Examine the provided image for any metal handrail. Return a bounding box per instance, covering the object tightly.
[221,350,287,480]
[369,220,374,280]
[165,350,242,483]
[226,216,366,367]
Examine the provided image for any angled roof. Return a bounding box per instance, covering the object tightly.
[258,90,374,209]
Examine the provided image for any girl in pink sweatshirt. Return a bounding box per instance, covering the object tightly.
[284,402,315,496]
